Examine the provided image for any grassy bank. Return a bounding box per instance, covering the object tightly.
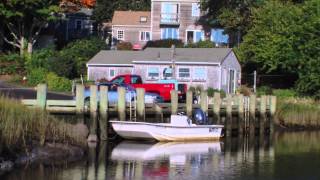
[275,97,320,129]
[0,96,87,153]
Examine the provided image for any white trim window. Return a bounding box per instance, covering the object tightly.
[147,67,160,80]
[178,68,190,80]
[140,31,151,41]
[186,30,204,43]
[193,67,206,81]
[117,30,124,41]
[75,19,83,30]
[191,3,200,17]
[161,28,179,39]
[109,69,116,78]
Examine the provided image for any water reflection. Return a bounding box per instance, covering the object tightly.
[7,132,320,180]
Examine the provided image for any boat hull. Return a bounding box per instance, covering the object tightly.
[110,121,223,142]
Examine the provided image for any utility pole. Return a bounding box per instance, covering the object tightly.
[171,45,176,79]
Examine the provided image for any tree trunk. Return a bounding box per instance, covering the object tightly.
[20,37,25,57]
[27,42,33,55]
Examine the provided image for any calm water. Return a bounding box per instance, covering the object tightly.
[2,131,320,180]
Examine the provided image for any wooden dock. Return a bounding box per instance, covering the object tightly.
[21,84,277,141]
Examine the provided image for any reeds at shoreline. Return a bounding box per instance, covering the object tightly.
[275,97,320,128]
[0,96,86,152]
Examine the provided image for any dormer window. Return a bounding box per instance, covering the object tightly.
[140,16,147,23]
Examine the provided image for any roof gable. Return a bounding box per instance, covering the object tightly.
[112,11,151,26]
[87,48,234,66]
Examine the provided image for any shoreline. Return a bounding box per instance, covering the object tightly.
[0,142,86,176]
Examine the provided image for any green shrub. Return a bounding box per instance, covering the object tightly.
[59,36,107,79]
[207,87,226,97]
[46,72,72,92]
[145,39,184,48]
[117,42,133,50]
[26,47,56,71]
[273,89,297,99]
[0,53,25,75]
[27,68,47,86]
[257,86,273,96]
[185,40,215,48]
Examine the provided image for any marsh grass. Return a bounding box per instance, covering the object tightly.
[275,97,320,128]
[0,96,86,152]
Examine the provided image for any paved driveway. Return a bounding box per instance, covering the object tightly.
[0,81,73,100]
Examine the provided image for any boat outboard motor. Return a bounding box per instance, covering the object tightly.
[193,109,208,125]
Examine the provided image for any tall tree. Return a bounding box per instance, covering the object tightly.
[0,0,60,56]
[92,0,151,24]
[201,0,264,46]
[237,0,320,97]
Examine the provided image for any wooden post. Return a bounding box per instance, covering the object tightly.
[238,94,244,136]
[136,88,145,121]
[118,87,126,121]
[76,84,85,113]
[259,95,267,136]
[99,86,108,140]
[75,84,85,124]
[171,90,178,115]
[249,95,256,136]
[36,84,47,110]
[88,85,98,142]
[186,90,193,117]
[213,92,221,124]
[154,104,163,122]
[225,94,232,137]
[200,91,208,115]
[270,96,277,134]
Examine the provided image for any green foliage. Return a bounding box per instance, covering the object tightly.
[145,39,184,48]
[27,68,47,86]
[238,0,320,98]
[92,0,151,23]
[257,86,273,96]
[273,89,297,99]
[0,0,60,54]
[117,42,133,50]
[207,87,226,97]
[185,40,215,48]
[58,37,107,79]
[0,53,24,75]
[26,47,56,71]
[46,72,72,92]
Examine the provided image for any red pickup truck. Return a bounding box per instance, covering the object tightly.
[109,74,187,102]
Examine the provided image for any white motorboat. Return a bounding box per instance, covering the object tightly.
[110,114,224,142]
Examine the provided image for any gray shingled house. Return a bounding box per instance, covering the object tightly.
[86,48,241,93]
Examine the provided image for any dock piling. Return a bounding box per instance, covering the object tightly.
[99,86,108,140]
[136,88,145,121]
[36,84,47,110]
[118,87,126,121]
[171,90,178,115]
[213,92,221,124]
[88,85,98,142]
[249,95,256,136]
[186,90,193,117]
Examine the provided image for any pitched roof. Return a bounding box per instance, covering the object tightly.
[112,11,151,26]
[87,48,233,66]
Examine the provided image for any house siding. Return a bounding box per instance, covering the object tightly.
[220,51,241,93]
[151,0,205,42]
[112,26,151,46]
[88,66,133,81]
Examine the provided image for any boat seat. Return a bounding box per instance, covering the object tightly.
[170,115,191,126]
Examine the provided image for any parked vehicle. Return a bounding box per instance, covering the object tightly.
[109,74,187,102]
[78,83,164,109]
